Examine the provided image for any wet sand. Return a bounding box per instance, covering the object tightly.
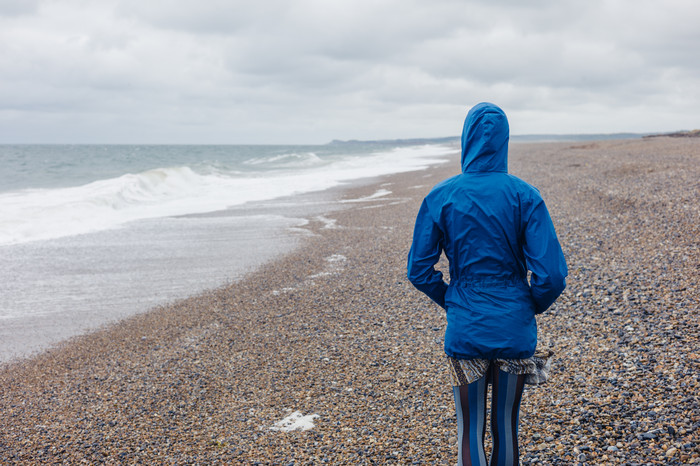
[0,137,698,464]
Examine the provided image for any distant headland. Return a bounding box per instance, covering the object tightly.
[643,129,700,138]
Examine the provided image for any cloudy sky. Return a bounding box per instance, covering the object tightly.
[1,0,698,144]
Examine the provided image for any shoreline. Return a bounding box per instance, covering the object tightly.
[1,137,698,464]
[0,144,456,364]
[0,190,332,364]
[0,165,441,364]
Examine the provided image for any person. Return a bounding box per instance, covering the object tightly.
[407,102,567,465]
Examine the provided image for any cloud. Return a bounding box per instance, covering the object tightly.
[0,0,41,16]
[0,0,698,143]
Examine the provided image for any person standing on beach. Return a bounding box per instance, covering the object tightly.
[407,102,567,465]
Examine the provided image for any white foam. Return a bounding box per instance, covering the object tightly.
[270,411,320,432]
[307,254,347,279]
[341,188,393,203]
[314,215,339,229]
[0,144,453,246]
[243,152,323,168]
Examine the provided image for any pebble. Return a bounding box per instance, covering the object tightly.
[0,137,698,464]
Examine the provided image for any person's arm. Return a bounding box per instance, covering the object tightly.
[523,199,568,314]
[407,199,448,308]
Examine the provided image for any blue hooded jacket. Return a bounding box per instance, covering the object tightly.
[407,103,567,359]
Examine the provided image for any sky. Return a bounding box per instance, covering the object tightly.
[1,0,698,144]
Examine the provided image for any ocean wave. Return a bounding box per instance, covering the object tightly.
[242,152,324,168]
[0,166,234,246]
[0,144,454,246]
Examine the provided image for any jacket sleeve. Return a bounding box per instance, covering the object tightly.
[407,199,448,309]
[523,199,568,314]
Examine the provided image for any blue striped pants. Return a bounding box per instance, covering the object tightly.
[452,362,526,465]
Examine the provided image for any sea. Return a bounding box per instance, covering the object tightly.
[0,141,456,363]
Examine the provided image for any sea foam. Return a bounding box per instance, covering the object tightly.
[0,144,453,246]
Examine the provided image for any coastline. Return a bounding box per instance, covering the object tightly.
[0,143,455,364]
[0,183,350,364]
[1,138,698,464]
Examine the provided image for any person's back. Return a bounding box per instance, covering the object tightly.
[407,102,567,465]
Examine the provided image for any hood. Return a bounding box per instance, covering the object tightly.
[461,102,509,173]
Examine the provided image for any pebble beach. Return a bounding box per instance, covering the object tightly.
[1,137,698,464]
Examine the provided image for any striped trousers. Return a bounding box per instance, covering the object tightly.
[452,362,526,465]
